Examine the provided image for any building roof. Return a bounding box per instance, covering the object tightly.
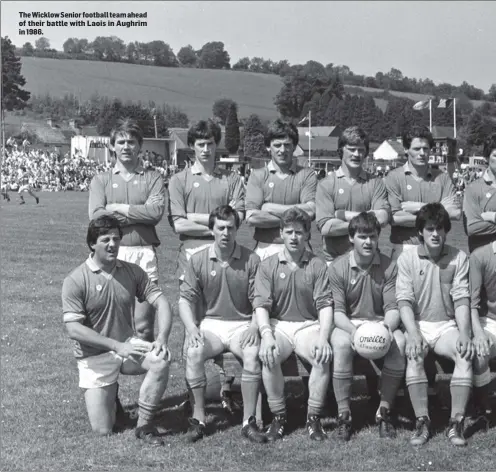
[373,139,405,160]
[297,136,339,152]
[431,126,455,139]
[80,125,99,137]
[170,128,227,151]
[297,126,340,137]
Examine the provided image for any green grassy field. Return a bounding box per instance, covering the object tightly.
[17,57,283,123]
[1,191,495,471]
[14,58,486,128]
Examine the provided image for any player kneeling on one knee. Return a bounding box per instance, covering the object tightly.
[62,215,173,445]
[253,207,334,442]
[396,203,473,447]
[178,205,266,443]
[329,212,405,441]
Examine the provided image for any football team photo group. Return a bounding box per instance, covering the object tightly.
[60,117,496,451]
[2,2,496,470]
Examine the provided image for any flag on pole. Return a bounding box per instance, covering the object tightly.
[438,98,454,109]
[413,100,430,110]
[298,114,310,125]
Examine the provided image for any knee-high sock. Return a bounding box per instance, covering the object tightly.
[186,374,207,423]
[406,373,429,419]
[332,371,353,415]
[262,364,285,416]
[137,364,170,427]
[380,366,404,409]
[307,365,330,417]
[241,369,261,421]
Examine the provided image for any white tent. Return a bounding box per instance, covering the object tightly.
[373,140,404,161]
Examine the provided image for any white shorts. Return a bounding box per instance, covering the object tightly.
[77,339,169,389]
[184,241,211,261]
[77,351,126,389]
[255,242,285,261]
[200,318,251,350]
[18,184,32,193]
[118,245,158,282]
[480,317,496,339]
[417,320,458,349]
[271,319,320,350]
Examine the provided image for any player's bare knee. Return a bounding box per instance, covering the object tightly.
[186,344,205,365]
[93,426,113,436]
[242,345,261,371]
[148,356,170,375]
[473,355,489,374]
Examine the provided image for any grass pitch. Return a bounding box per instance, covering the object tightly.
[1,192,495,471]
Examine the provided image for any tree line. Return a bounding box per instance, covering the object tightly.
[16,36,496,101]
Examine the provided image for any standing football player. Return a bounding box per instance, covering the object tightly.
[89,118,166,344]
[385,126,460,260]
[316,126,389,265]
[463,133,496,253]
[245,119,317,260]
[179,205,266,443]
[253,208,334,441]
[396,203,473,446]
[329,212,405,441]
[168,119,245,411]
[62,215,173,444]
[17,166,39,205]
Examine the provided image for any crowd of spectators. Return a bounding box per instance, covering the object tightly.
[1,143,172,192]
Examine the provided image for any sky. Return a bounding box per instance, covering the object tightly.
[1,1,495,93]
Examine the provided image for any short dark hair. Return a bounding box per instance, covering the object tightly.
[348,212,381,238]
[483,133,496,159]
[87,215,123,252]
[280,207,311,233]
[264,118,299,147]
[338,126,369,159]
[187,119,222,146]
[109,118,144,147]
[208,205,240,230]
[402,126,434,150]
[416,203,451,239]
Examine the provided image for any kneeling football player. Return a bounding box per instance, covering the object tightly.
[396,203,473,446]
[179,205,266,443]
[468,240,496,427]
[62,215,173,445]
[253,207,334,441]
[328,212,405,441]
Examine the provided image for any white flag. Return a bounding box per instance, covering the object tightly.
[413,100,430,110]
[298,114,310,125]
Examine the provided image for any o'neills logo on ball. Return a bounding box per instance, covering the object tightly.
[359,335,387,344]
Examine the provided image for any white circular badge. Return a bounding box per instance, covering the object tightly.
[112,183,118,188]
[194,182,200,188]
[210,270,216,277]
[487,192,492,199]
[351,279,356,285]
[280,273,286,279]
[338,188,344,194]
[96,285,102,291]
[407,185,412,190]
[269,182,274,188]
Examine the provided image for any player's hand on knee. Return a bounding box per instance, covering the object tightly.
[187,327,204,348]
[473,331,492,358]
[151,339,169,360]
[456,334,473,360]
[312,339,332,364]
[115,339,152,359]
[240,326,259,349]
[406,333,424,360]
[259,334,278,368]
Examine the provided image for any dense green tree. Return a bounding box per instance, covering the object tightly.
[233,57,250,71]
[1,37,31,112]
[225,103,240,154]
[198,41,230,69]
[177,45,197,67]
[213,98,237,125]
[20,42,34,56]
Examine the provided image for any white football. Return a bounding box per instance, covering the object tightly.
[353,322,392,360]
